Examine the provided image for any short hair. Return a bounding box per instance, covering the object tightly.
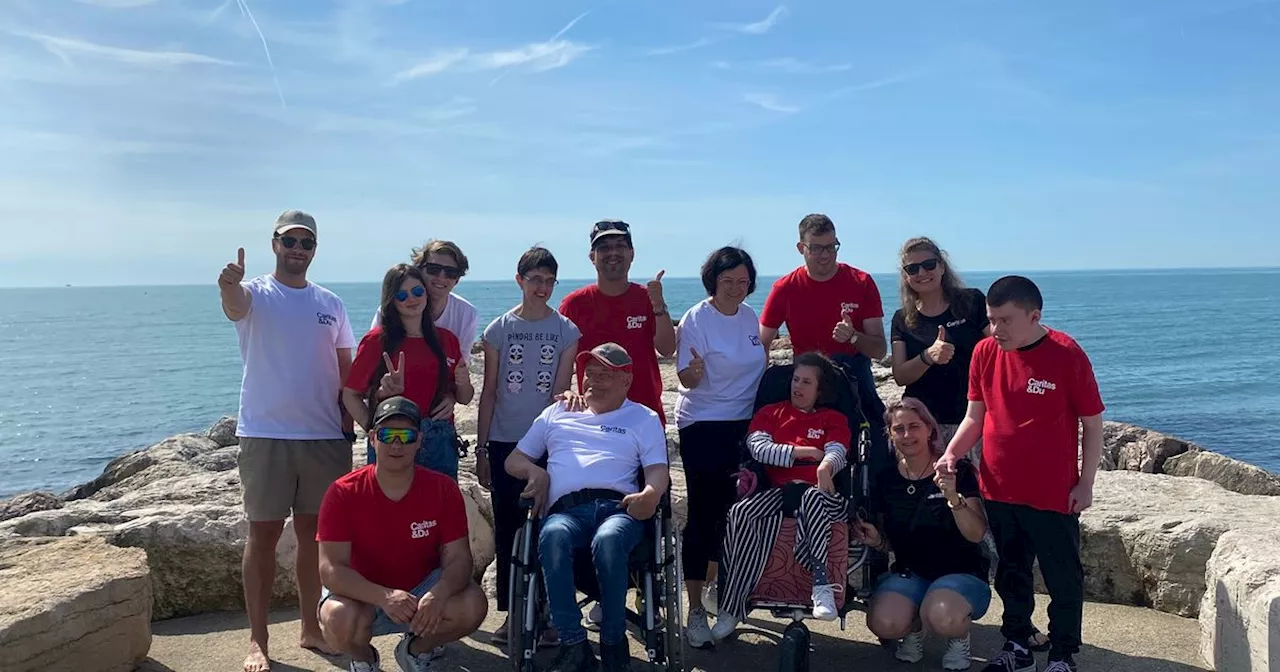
[518,246,558,277]
[411,240,470,277]
[798,213,835,240]
[987,275,1043,312]
[700,246,757,296]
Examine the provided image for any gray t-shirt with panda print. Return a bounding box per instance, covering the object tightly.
[482,308,582,443]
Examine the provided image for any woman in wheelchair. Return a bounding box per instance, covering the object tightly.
[854,397,990,671]
[711,352,852,641]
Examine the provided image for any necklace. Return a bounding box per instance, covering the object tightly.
[901,459,933,495]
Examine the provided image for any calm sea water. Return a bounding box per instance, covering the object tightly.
[1,268,1277,498]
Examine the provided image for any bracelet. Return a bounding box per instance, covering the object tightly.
[947,497,966,510]
[919,351,934,366]
[653,307,668,317]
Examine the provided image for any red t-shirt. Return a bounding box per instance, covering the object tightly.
[760,263,884,358]
[968,328,1105,514]
[316,465,469,591]
[345,326,463,417]
[559,283,666,425]
[749,401,852,485]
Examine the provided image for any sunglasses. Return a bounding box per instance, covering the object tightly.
[375,427,420,444]
[276,235,316,251]
[395,285,426,302]
[593,220,631,233]
[903,258,940,275]
[421,262,462,280]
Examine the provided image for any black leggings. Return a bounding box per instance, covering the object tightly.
[678,419,751,582]
[487,441,525,612]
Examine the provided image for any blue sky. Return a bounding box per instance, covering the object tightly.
[0,0,1277,287]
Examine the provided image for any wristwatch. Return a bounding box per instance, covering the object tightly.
[653,306,668,317]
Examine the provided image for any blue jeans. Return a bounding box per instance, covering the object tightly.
[366,419,459,481]
[318,568,442,637]
[873,571,993,620]
[539,500,644,646]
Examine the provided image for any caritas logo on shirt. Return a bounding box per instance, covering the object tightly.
[840,302,859,315]
[410,520,438,539]
[1026,378,1058,395]
[807,428,825,439]
[626,315,648,330]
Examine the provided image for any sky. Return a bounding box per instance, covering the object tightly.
[0,0,1277,287]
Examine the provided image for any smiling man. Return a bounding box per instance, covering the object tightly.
[317,396,488,672]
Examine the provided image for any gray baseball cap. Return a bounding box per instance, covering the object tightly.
[274,210,317,237]
[575,342,633,372]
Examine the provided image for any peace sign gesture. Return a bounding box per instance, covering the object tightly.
[377,352,405,400]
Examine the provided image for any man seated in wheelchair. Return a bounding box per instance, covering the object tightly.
[711,352,853,642]
[505,342,671,672]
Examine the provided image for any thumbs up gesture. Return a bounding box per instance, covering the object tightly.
[832,312,858,344]
[647,270,667,312]
[377,352,406,400]
[219,248,246,289]
[684,347,706,388]
[926,325,955,365]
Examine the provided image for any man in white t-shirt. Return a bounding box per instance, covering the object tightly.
[218,210,357,672]
[505,343,671,672]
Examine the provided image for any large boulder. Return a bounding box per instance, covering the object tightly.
[206,415,239,447]
[1164,449,1280,496]
[0,492,62,523]
[1098,421,1193,473]
[0,536,151,672]
[1199,528,1280,672]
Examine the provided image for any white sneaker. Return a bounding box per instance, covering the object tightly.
[349,646,380,672]
[811,584,838,621]
[394,634,435,672]
[585,603,603,631]
[702,582,719,615]
[686,607,713,649]
[942,634,972,670]
[895,628,925,664]
[710,612,740,641]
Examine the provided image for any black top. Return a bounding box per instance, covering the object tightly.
[870,459,988,582]
[890,288,989,424]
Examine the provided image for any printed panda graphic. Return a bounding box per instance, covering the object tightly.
[507,370,524,394]
[539,343,556,366]
[535,370,553,394]
[508,344,524,366]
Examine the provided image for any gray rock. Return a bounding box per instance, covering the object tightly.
[64,434,220,501]
[1099,421,1193,474]
[206,415,239,448]
[0,536,151,672]
[1198,527,1280,672]
[1164,449,1280,496]
[0,492,62,523]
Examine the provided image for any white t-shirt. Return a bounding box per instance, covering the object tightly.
[234,275,357,440]
[371,292,479,365]
[516,400,669,509]
[673,299,767,429]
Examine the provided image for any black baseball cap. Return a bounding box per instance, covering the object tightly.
[372,396,421,426]
[589,220,632,247]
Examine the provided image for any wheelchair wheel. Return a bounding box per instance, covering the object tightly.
[509,517,540,672]
[777,621,810,672]
[660,524,686,672]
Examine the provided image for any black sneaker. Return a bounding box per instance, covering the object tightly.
[981,640,1036,672]
[1044,657,1077,672]
[548,640,598,672]
[599,641,630,672]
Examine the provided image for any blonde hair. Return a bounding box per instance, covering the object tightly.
[884,397,945,457]
[897,236,973,329]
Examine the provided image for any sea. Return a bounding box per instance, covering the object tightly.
[1,268,1277,498]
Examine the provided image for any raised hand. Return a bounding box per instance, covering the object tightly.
[377,352,405,400]
[219,247,246,289]
[926,326,955,365]
[647,269,666,312]
[832,312,857,344]
[684,347,705,387]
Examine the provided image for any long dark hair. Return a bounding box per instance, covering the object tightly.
[364,263,449,426]
[793,351,842,410]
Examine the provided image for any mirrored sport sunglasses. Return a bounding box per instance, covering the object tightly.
[903,258,940,275]
[275,234,316,251]
[421,262,462,280]
[395,285,426,302]
[376,427,420,444]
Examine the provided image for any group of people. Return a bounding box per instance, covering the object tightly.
[221,209,1104,672]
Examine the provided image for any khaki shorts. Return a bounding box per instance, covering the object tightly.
[238,438,353,521]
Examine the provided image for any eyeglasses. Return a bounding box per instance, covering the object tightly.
[903,258,940,275]
[803,241,840,255]
[276,235,316,251]
[421,262,462,280]
[523,275,559,288]
[395,285,426,302]
[375,427,420,444]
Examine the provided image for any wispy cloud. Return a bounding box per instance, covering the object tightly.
[718,6,789,35]
[743,93,800,113]
[21,33,236,67]
[234,0,286,109]
[74,0,159,7]
[643,37,714,56]
[391,49,469,82]
[714,57,852,74]
[391,40,591,84]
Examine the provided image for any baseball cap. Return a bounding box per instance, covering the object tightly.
[589,220,632,247]
[575,342,633,373]
[273,210,317,237]
[372,396,422,427]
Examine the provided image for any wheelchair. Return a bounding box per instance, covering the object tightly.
[507,489,686,672]
[722,360,885,672]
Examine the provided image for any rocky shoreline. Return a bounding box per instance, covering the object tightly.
[2,340,1277,671]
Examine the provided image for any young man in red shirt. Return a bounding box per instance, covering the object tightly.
[936,276,1105,672]
[317,396,488,672]
[559,220,676,425]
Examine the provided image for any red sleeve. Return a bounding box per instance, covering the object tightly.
[558,292,580,327]
[759,277,788,330]
[345,329,385,392]
[861,273,884,319]
[316,479,352,542]
[1070,346,1106,417]
[825,411,853,449]
[748,403,779,436]
[437,479,469,545]
[967,340,988,402]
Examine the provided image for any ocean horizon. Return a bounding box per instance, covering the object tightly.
[1,266,1277,498]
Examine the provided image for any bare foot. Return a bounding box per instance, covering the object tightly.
[300,630,339,656]
[243,640,271,672]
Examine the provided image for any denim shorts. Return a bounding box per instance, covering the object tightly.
[319,568,442,637]
[872,571,992,620]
